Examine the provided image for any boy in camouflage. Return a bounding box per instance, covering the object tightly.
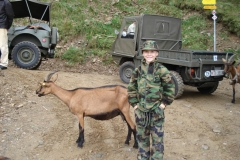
[127,40,175,160]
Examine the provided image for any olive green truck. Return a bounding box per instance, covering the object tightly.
[110,14,233,98]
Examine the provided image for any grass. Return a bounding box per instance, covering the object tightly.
[182,14,209,50]
[38,0,240,63]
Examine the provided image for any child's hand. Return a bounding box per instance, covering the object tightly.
[160,103,166,109]
[133,105,138,110]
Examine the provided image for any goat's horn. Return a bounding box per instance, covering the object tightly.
[225,52,229,61]
[44,71,58,81]
[228,54,236,63]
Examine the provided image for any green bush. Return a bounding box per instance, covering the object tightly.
[61,46,86,64]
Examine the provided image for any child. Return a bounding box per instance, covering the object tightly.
[127,40,175,160]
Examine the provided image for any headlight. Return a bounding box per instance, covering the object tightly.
[204,71,211,77]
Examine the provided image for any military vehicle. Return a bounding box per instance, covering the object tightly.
[7,0,59,69]
[110,14,233,98]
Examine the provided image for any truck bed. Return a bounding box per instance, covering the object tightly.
[157,50,233,67]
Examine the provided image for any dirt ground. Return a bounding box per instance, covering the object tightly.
[0,59,240,160]
[1,21,240,160]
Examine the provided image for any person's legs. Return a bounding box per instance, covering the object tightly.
[0,29,9,67]
[151,108,165,160]
[135,109,150,160]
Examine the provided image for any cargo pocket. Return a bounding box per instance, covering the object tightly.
[135,109,147,127]
[152,107,165,127]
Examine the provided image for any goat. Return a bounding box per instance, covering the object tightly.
[222,53,240,103]
[36,71,138,148]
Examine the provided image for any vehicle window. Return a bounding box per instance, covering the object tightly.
[121,20,136,39]
[155,21,169,34]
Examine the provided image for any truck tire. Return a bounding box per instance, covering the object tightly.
[197,82,219,94]
[170,71,184,99]
[12,41,41,70]
[119,61,135,84]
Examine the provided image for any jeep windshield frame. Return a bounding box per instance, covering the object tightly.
[11,0,51,24]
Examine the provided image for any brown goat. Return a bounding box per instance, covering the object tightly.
[222,53,240,103]
[36,71,138,148]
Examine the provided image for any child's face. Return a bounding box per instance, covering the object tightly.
[142,50,158,64]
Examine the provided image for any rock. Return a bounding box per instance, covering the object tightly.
[213,129,221,133]
[38,140,44,145]
[16,104,24,109]
[202,144,209,150]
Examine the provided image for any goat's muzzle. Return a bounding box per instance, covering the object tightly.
[36,92,45,97]
[36,82,45,97]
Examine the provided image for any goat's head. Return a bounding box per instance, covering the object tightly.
[36,71,58,97]
[222,53,236,74]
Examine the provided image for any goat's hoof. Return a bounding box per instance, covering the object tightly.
[77,144,83,148]
[231,100,235,103]
[124,141,130,145]
[133,143,138,149]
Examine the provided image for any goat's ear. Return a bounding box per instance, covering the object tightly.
[50,73,58,82]
[222,58,226,63]
[231,61,236,65]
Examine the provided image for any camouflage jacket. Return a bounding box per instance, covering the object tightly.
[127,59,175,112]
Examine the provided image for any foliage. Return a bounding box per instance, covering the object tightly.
[224,48,240,61]
[182,14,209,50]
[38,0,240,64]
[61,46,86,64]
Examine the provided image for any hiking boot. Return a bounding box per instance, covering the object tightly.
[0,65,7,70]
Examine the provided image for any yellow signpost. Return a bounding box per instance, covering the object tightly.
[202,0,216,5]
[203,5,217,9]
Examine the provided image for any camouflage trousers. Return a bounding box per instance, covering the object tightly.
[135,106,165,160]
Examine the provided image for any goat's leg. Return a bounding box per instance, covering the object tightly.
[126,122,138,149]
[232,85,236,103]
[132,128,138,149]
[76,115,85,148]
[76,123,85,148]
[121,109,138,149]
[124,123,132,145]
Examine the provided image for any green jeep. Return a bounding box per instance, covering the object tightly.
[7,0,59,69]
[110,14,233,98]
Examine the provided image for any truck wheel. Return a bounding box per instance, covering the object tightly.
[119,61,135,84]
[170,71,184,99]
[12,41,41,69]
[197,82,219,94]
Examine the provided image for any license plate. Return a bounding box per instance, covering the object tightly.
[211,70,224,76]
